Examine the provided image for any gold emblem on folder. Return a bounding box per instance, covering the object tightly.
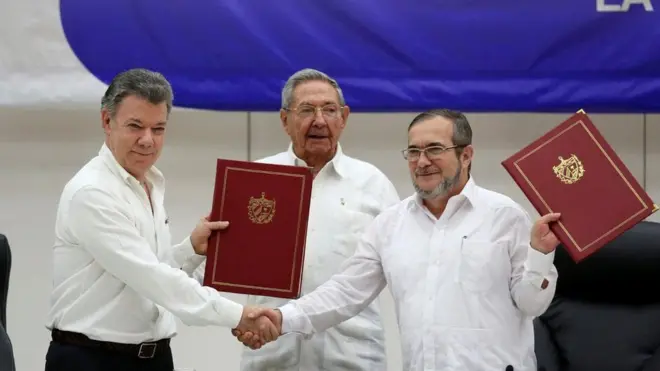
[248,192,276,224]
[553,154,585,185]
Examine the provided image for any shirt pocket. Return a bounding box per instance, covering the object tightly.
[458,239,497,293]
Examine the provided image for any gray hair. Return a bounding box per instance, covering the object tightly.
[101,68,174,118]
[408,109,473,172]
[281,68,346,109]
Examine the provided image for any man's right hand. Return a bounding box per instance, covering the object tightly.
[232,307,282,349]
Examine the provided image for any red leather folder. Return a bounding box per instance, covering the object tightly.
[203,158,313,298]
[502,111,658,262]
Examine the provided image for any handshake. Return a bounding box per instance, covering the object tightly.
[232,306,283,349]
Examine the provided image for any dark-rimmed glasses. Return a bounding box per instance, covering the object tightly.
[401,145,465,161]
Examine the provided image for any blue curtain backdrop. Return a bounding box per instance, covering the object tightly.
[60,0,660,112]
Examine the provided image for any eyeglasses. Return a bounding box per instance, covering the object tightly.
[287,104,343,119]
[401,145,465,161]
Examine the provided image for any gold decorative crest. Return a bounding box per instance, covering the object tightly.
[552,154,585,184]
[247,192,276,224]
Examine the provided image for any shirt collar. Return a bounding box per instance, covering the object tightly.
[408,175,479,211]
[286,142,347,178]
[99,143,164,188]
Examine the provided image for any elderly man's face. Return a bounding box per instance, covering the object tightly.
[280,81,349,162]
[101,95,168,181]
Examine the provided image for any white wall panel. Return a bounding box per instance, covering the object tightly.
[247,112,290,161]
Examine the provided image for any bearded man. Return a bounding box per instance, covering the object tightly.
[235,108,562,371]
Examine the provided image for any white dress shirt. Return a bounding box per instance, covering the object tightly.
[279,177,558,371]
[193,144,400,371]
[46,143,244,344]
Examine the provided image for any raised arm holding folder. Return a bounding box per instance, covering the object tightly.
[203,158,313,298]
[502,110,658,262]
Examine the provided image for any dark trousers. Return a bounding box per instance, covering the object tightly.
[45,339,174,371]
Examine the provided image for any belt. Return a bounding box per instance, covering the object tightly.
[51,329,170,359]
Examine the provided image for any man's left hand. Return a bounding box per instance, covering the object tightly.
[530,212,562,254]
[190,217,229,255]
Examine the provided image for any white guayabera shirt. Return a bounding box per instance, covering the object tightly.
[194,144,401,371]
[279,177,558,371]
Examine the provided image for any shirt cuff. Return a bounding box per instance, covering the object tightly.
[171,236,197,268]
[525,245,555,277]
[278,302,304,334]
[218,300,244,329]
[187,254,206,268]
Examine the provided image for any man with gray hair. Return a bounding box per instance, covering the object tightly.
[236,109,563,371]
[202,68,400,370]
[44,68,276,371]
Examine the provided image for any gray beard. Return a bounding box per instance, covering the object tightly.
[413,163,462,200]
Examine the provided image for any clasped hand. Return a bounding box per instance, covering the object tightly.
[233,306,282,349]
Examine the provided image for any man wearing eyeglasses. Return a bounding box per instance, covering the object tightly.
[195,68,400,371]
[235,109,562,371]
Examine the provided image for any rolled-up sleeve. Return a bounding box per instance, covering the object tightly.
[162,235,205,276]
